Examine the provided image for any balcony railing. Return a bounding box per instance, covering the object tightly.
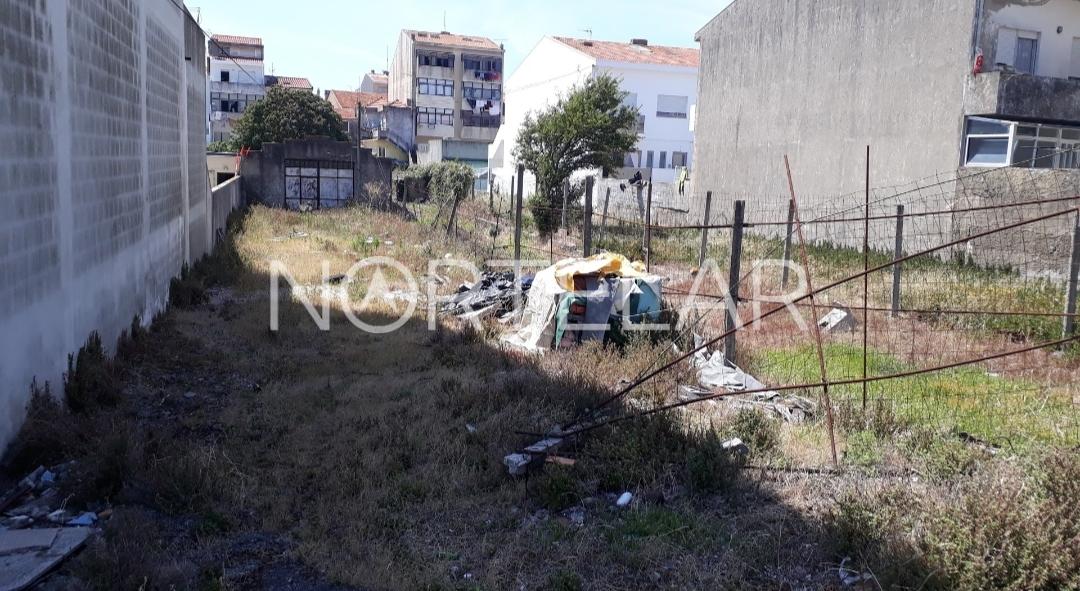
[461,111,501,128]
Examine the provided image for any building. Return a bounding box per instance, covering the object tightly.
[0,0,232,449]
[208,34,266,143]
[389,30,505,171]
[326,89,384,137]
[361,70,390,95]
[691,0,1080,219]
[266,75,314,92]
[487,36,699,194]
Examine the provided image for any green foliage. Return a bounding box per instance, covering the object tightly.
[64,332,119,413]
[537,468,581,512]
[227,86,347,150]
[514,74,639,235]
[725,408,780,455]
[206,140,233,153]
[393,161,474,204]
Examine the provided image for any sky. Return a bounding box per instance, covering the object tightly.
[188,0,733,92]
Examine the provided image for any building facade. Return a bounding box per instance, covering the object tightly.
[361,70,389,95]
[691,0,1080,218]
[207,35,266,143]
[389,30,505,171]
[487,36,698,195]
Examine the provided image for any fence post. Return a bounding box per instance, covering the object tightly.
[724,200,746,365]
[780,198,795,289]
[514,164,524,265]
[698,191,713,268]
[488,171,494,211]
[597,188,610,250]
[561,180,569,235]
[446,190,463,237]
[1063,217,1080,338]
[644,181,653,271]
[891,204,905,318]
[583,177,594,257]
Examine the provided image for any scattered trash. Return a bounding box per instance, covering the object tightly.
[689,339,816,423]
[45,510,70,525]
[326,273,350,285]
[505,436,564,476]
[465,423,477,434]
[818,304,857,333]
[290,231,309,238]
[65,512,97,527]
[616,492,633,507]
[0,528,91,591]
[838,557,876,587]
[440,271,530,320]
[722,437,750,457]
[562,506,586,526]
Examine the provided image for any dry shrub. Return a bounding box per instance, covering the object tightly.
[828,451,1080,591]
[71,507,196,591]
[1,380,77,474]
[64,332,120,413]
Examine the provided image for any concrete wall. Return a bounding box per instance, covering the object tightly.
[0,0,213,449]
[240,137,393,207]
[210,176,243,246]
[691,0,978,245]
[979,0,1080,79]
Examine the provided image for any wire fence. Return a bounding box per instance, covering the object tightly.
[442,158,1080,453]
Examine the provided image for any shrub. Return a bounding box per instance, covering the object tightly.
[725,408,779,455]
[1,380,77,473]
[169,263,206,309]
[64,332,120,413]
[393,161,474,204]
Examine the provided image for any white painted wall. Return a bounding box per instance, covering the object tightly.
[984,0,1080,79]
[0,0,217,450]
[488,37,697,195]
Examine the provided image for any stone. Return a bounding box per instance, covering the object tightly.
[616,492,633,507]
[722,437,750,456]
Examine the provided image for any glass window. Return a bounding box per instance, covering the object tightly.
[1012,139,1036,166]
[967,119,1010,135]
[1016,36,1039,75]
[672,151,688,167]
[659,151,668,168]
[966,138,1010,165]
[646,151,654,168]
[656,95,688,118]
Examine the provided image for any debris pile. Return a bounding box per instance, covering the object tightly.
[818,303,857,333]
[440,271,532,320]
[688,341,817,423]
[0,463,101,591]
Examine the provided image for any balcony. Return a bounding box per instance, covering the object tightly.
[965,70,1080,122]
[210,80,266,95]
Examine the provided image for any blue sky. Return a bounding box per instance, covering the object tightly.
[188,0,733,92]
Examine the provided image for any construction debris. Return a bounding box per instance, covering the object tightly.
[616,492,633,507]
[0,528,91,591]
[440,271,530,319]
[818,304,857,333]
[690,345,817,423]
[722,437,750,457]
[504,435,564,476]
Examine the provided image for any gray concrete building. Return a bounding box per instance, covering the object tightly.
[0,0,218,449]
[691,0,1080,222]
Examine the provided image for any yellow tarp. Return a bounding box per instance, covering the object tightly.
[551,253,648,290]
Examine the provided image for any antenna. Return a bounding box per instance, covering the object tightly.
[443,11,447,31]
[581,28,593,39]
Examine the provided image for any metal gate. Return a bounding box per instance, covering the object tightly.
[284,159,354,210]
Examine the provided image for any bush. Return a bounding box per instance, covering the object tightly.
[64,332,120,413]
[169,263,206,309]
[725,408,779,455]
[1,380,77,473]
[393,161,474,204]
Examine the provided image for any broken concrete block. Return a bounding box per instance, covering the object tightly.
[818,305,857,333]
[0,528,91,591]
[504,453,531,476]
[65,512,97,527]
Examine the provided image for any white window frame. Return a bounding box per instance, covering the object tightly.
[963,116,1080,169]
[656,94,688,119]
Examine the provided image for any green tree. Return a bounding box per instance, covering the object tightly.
[226,86,347,150]
[513,74,639,235]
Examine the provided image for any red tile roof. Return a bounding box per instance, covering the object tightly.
[553,37,699,68]
[407,30,501,51]
[267,75,313,90]
[211,34,263,46]
[327,90,385,120]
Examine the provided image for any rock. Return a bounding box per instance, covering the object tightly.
[465,423,477,434]
[503,453,531,476]
[562,506,585,526]
[818,305,857,333]
[616,492,633,508]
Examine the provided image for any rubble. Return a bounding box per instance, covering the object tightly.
[690,344,817,423]
[722,437,750,457]
[818,304,857,333]
[440,271,530,320]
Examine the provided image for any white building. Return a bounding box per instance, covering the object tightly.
[360,70,389,95]
[488,36,699,193]
[207,34,266,143]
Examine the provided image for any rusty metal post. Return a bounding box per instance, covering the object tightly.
[862,146,870,412]
[644,181,653,270]
[723,200,745,365]
[698,191,713,268]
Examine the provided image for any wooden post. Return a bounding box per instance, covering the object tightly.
[698,191,713,268]
[488,171,494,211]
[644,182,653,270]
[446,190,463,236]
[514,165,524,265]
[1064,216,1080,338]
[597,188,610,250]
[780,198,795,289]
[891,204,905,318]
[723,200,745,365]
[583,177,594,257]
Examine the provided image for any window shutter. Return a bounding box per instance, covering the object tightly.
[996,28,1017,67]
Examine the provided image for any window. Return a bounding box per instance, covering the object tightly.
[656,94,688,118]
[623,151,641,168]
[963,116,1080,169]
[995,28,1039,75]
[220,70,230,82]
[284,159,353,210]
[418,78,453,96]
[463,82,501,100]
[461,110,500,128]
[417,106,453,126]
[672,151,688,168]
[659,151,668,169]
[418,53,454,68]
[646,151,654,168]
[462,56,501,71]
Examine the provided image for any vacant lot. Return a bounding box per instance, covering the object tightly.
[5,201,1078,590]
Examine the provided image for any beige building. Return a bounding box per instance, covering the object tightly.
[389,30,504,169]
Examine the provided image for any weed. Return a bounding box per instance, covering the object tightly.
[71,507,194,590]
[169,263,207,308]
[1,380,76,473]
[725,408,780,455]
[64,332,120,413]
[843,431,881,467]
[615,507,700,548]
[546,570,583,591]
[536,468,580,512]
[685,427,739,495]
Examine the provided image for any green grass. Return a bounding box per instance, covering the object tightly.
[748,344,1075,446]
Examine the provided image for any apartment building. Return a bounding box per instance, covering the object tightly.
[207,34,266,143]
[389,30,505,170]
[361,70,390,95]
[488,36,699,192]
[692,0,1080,218]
